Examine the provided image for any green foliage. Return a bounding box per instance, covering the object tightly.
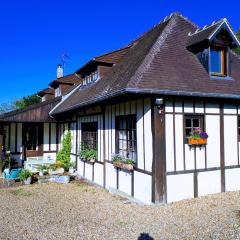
[80,144,97,161]
[19,169,32,181]
[36,164,49,172]
[56,131,72,171]
[14,94,41,109]
[0,93,41,114]
[234,29,240,55]
[9,189,32,197]
[112,154,134,165]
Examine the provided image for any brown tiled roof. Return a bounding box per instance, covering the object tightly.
[38,88,54,97]
[0,97,61,122]
[49,74,81,87]
[95,46,132,64]
[51,13,240,116]
[187,20,223,47]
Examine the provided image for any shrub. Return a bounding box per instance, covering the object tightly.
[56,131,72,171]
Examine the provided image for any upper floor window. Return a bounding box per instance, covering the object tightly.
[55,87,61,97]
[83,70,99,86]
[210,48,227,76]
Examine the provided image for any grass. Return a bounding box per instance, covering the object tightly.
[73,180,97,193]
[9,188,33,197]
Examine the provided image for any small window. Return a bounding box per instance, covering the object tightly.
[210,48,227,76]
[184,115,204,138]
[116,115,137,161]
[81,122,98,150]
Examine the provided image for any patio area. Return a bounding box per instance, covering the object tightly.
[0,180,240,240]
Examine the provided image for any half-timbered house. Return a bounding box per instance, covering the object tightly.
[1,12,240,204]
[0,67,81,166]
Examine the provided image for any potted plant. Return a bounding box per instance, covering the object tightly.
[48,161,64,175]
[112,154,135,171]
[122,159,135,171]
[112,154,123,168]
[68,162,76,174]
[188,128,208,145]
[19,169,33,185]
[80,144,97,163]
[36,164,48,177]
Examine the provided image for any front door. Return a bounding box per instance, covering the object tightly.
[23,123,43,159]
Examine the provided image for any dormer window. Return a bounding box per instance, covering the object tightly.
[83,70,99,86]
[210,48,227,76]
[55,87,61,97]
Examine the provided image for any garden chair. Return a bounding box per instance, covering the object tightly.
[2,168,22,186]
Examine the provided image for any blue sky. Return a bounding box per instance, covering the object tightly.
[0,0,239,104]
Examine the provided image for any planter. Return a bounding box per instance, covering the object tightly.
[113,162,134,171]
[188,138,207,145]
[54,176,70,184]
[48,168,64,175]
[81,158,95,164]
[23,177,32,185]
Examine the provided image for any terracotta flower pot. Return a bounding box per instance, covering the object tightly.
[113,162,122,168]
[121,164,134,171]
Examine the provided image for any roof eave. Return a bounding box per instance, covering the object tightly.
[51,87,240,116]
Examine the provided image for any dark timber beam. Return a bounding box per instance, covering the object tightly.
[151,98,167,204]
[220,103,225,192]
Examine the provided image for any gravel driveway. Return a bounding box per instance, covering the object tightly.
[0,180,240,240]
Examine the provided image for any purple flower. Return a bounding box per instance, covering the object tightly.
[200,132,208,139]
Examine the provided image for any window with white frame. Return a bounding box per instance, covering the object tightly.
[55,87,61,97]
[116,115,137,161]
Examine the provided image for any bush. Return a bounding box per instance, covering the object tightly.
[56,131,72,171]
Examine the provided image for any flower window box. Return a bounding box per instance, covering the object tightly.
[112,155,134,172]
[187,128,208,147]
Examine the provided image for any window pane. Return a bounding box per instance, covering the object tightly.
[186,128,192,136]
[186,119,191,128]
[193,119,200,127]
[211,50,222,73]
[116,116,137,161]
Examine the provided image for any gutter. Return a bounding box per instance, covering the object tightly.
[125,88,240,99]
[51,87,240,116]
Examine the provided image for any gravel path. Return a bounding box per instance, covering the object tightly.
[0,180,240,239]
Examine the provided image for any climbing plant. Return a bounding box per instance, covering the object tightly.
[56,131,72,171]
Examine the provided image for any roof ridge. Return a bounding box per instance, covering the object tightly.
[175,12,199,29]
[188,18,225,36]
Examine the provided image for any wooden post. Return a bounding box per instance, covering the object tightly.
[151,98,167,204]
[220,104,225,192]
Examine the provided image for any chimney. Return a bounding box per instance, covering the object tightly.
[57,64,63,78]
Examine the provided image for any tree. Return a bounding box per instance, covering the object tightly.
[234,29,240,55]
[0,94,41,114]
[13,94,41,109]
